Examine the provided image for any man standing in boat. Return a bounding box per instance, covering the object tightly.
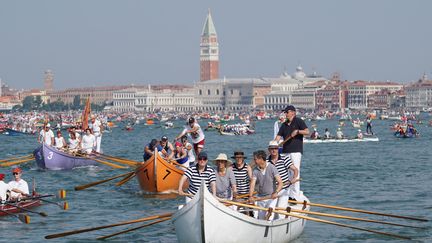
[249,150,283,220]
[38,123,55,146]
[8,168,29,200]
[175,117,205,158]
[275,105,308,200]
[178,151,216,203]
[89,115,104,153]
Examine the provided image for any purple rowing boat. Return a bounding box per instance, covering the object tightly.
[33,144,97,170]
[0,199,41,216]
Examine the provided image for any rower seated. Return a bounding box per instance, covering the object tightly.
[8,168,30,200]
[0,173,12,201]
[336,128,344,139]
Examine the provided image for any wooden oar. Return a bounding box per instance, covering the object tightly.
[74,171,135,191]
[4,202,48,217]
[93,158,128,169]
[278,135,292,146]
[221,200,411,240]
[169,159,189,169]
[0,208,31,224]
[288,200,429,222]
[0,154,33,163]
[40,198,69,210]
[44,212,173,239]
[115,171,137,186]
[94,153,141,167]
[0,157,35,167]
[96,217,171,240]
[274,207,425,229]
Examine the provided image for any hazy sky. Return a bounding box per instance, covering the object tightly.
[1,0,431,90]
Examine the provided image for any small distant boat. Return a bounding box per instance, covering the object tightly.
[304,137,379,143]
[135,152,184,193]
[4,128,35,136]
[172,182,310,243]
[394,132,417,138]
[145,119,155,125]
[33,144,97,170]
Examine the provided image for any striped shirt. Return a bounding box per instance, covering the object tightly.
[267,154,293,190]
[184,165,216,195]
[232,163,251,195]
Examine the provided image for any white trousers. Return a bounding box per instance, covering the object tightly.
[288,152,302,199]
[256,198,277,220]
[95,135,102,153]
[274,188,289,219]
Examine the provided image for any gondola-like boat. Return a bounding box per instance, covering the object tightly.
[172,182,309,243]
[135,152,184,193]
[33,143,97,170]
[304,137,379,143]
[0,199,41,216]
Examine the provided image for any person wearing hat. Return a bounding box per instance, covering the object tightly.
[266,140,299,219]
[157,135,174,160]
[181,135,195,167]
[275,105,308,200]
[0,173,12,201]
[8,168,29,200]
[81,128,96,154]
[356,129,364,139]
[310,127,320,140]
[230,151,253,197]
[273,113,286,139]
[336,127,344,139]
[175,117,205,158]
[249,150,283,220]
[213,153,237,199]
[38,123,55,146]
[178,151,216,203]
[89,114,104,153]
[173,141,189,170]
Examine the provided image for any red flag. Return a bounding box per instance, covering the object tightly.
[81,97,91,130]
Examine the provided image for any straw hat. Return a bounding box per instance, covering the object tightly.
[268,140,279,149]
[213,153,232,165]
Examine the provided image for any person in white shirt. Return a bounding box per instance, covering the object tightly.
[336,128,344,139]
[89,115,103,153]
[81,128,96,154]
[68,131,80,152]
[8,168,29,200]
[175,117,205,157]
[54,130,67,150]
[0,173,12,201]
[273,113,286,140]
[357,129,364,139]
[38,124,55,146]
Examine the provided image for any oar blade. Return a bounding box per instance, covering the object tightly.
[63,201,69,210]
[58,189,66,199]
[18,214,31,224]
[40,212,48,217]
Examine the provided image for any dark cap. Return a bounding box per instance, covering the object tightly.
[283,105,296,113]
[188,117,195,124]
[161,135,168,141]
[198,151,208,160]
[231,151,247,159]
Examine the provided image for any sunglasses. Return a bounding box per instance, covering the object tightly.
[13,172,19,175]
[198,157,207,161]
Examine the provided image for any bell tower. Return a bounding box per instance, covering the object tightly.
[200,10,219,81]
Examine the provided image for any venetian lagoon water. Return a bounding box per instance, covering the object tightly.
[0,115,431,242]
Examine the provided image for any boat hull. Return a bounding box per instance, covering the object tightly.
[0,200,41,216]
[304,137,379,143]
[33,144,97,170]
[172,183,309,243]
[135,153,184,193]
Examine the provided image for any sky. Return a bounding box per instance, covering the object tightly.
[1,0,431,90]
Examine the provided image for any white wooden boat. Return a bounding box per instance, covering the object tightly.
[172,182,309,243]
[304,137,379,144]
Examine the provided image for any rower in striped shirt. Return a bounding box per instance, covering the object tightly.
[178,151,216,203]
[267,140,299,219]
[230,151,253,197]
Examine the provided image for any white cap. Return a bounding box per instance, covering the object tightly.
[46,123,51,128]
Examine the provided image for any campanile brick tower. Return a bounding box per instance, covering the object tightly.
[200,10,219,81]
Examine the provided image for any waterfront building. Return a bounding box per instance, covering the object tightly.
[200,10,219,81]
[315,81,349,111]
[405,73,432,108]
[347,81,403,109]
[113,85,194,112]
[49,85,135,105]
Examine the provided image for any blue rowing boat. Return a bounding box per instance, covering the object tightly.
[4,128,35,136]
[33,144,97,170]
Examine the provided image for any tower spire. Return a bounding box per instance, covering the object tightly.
[200,10,219,81]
